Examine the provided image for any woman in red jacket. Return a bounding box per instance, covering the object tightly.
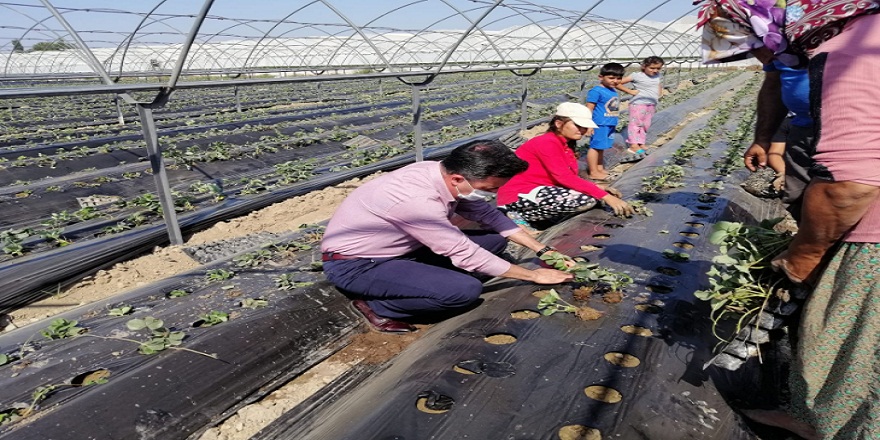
[497,102,633,231]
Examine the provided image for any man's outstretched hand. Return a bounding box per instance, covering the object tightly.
[744,143,769,172]
[531,268,574,284]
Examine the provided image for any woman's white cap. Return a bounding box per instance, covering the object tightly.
[555,102,598,128]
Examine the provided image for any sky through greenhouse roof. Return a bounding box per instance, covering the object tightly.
[0,0,701,85]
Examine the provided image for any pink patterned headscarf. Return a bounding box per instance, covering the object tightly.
[695,0,880,67]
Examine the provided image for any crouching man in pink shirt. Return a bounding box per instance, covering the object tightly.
[321,140,573,332]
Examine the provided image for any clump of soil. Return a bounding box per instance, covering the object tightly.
[741,167,782,198]
[572,286,594,301]
[579,245,602,253]
[510,310,540,320]
[602,291,623,304]
[333,330,421,365]
[558,425,602,440]
[532,289,553,299]
[575,307,603,321]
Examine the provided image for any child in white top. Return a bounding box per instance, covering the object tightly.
[617,56,664,159]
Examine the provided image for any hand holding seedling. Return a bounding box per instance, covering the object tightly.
[601,194,634,217]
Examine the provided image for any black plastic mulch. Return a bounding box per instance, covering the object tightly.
[0,228,361,440]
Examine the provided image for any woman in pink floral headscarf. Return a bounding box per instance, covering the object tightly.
[698,2,880,439]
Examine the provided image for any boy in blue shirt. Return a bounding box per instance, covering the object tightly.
[585,63,624,181]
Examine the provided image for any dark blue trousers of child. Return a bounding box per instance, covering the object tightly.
[322,231,507,319]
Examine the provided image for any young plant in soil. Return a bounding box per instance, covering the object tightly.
[205,268,234,282]
[274,274,314,290]
[79,317,215,358]
[167,289,189,298]
[233,249,272,268]
[695,219,792,341]
[662,249,690,262]
[41,318,86,340]
[536,289,602,321]
[9,373,109,423]
[621,199,653,218]
[107,305,133,317]
[241,298,268,309]
[195,311,229,327]
[540,252,632,295]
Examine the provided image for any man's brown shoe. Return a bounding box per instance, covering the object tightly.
[351,300,416,333]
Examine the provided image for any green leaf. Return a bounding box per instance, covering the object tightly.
[694,289,715,301]
[144,317,164,330]
[541,308,557,316]
[712,255,738,266]
[126,319,146,331]
[167,332,185,345]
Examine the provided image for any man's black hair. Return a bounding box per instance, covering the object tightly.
[441,139,528,179]
[600,62,625,77]
[643,56,664,66]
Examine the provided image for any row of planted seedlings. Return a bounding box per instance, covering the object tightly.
[0,75,578,262]
[0,67,718,152]
[1,67,736,248]
[0,69,738,265]
[0,70,577,150]
[0,224,336,433]
[0,70,576,171]
[0,76,413,148]
[617,71,799,361]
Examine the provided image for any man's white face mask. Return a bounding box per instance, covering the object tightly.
[456,178,486,202]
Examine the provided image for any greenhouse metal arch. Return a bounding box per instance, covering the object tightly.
[0,0,701,244]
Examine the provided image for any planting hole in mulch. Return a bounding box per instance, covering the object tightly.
[672,241,694,250]
[573,286,594,301]
[484,333,517,345]
[696,205,713,211]
[604,352,641,367]
[584,385,623,403]
[635,304,663,314]
[592,234,611,240]
[621,325,653,337]
[415,390,454,414]
[684,221,705,228]
[558,425,602,440]
[679,231,700,238]
[576,307,603,321]
[452,365,477,375]
[510,310,540,320]
[605,223,624,229]
[71,368,111,386]
[698,193,719,203]
[646,284,674,294]
[532,289,554,298]
[656,266,682,276]
[579,244,603,252]
[691,213,709,218]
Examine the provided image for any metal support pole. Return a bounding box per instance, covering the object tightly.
[520,76,529,132]
[412,85,423,162]
[234,86,242,113]
[580,78,588,102]
[115,95,125,125]
[136,104,183,245]
[378,78,383,96]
